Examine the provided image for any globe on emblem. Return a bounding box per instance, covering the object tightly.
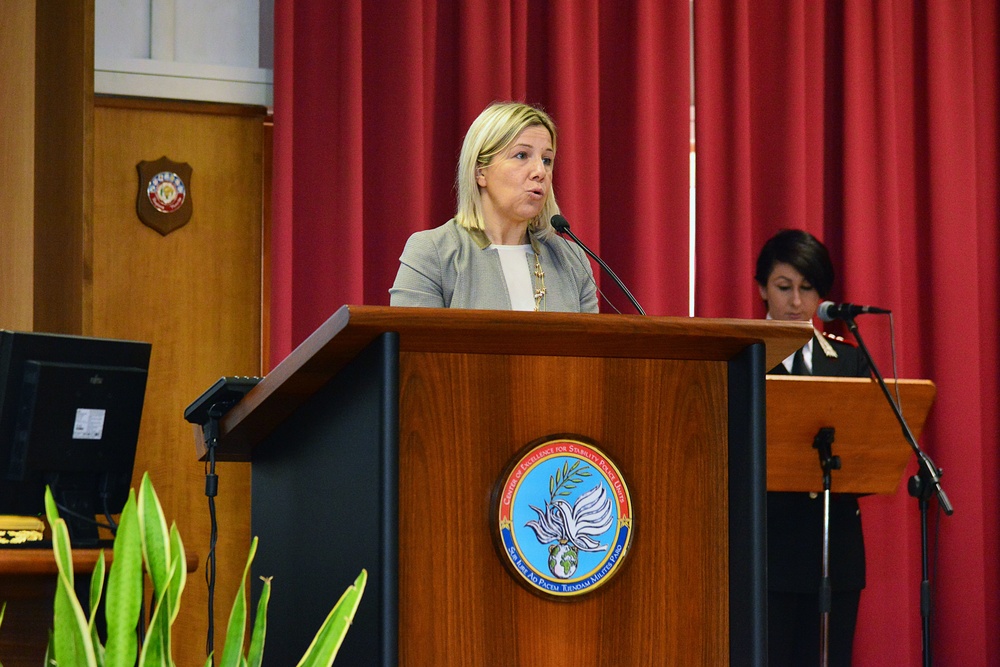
[548,542,579,578]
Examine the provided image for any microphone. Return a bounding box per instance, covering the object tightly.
[817,300,891,322]
[550,214,645,315]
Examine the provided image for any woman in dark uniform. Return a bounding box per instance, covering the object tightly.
[755,229,869,667]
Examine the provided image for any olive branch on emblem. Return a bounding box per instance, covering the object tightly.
[548,459,593,502]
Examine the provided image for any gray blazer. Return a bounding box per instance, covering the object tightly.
[389,219,599,312]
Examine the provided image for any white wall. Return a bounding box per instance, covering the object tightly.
[95,0,273,106]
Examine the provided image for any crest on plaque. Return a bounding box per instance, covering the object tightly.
[492,435,633,598]
[137,157,193,235]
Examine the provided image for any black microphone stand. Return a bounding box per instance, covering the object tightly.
[812,427,839,667]
[842,315,953,667]
[551,218,645,315]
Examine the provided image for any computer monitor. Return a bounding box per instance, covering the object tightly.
[0,330,151,546]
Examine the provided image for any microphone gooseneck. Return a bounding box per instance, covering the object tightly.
[817,300,891,322]
[550,215,645,315]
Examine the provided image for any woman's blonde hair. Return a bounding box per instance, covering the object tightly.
[455,101,559,235]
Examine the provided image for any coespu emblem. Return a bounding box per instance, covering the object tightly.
[137,157,192,235]
[492,435,633,598]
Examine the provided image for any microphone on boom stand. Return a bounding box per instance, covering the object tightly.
[550,215,645,315]
[832,305,952,667]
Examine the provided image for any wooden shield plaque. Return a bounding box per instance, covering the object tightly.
[137,156,193,235]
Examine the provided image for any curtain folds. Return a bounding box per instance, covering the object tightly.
[275,0,997,663]
[272,0,692,361]
[694,1,998,664]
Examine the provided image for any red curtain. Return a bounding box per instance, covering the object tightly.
[695,1,998,664]
[274,0,998,663]
[271,0,692,362]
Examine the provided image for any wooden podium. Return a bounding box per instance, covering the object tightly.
[765,376,937,494]
[206,305,809,666]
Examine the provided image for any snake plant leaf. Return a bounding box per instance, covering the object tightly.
[167,522,187,624]
[44,489,74,590]
[293,569,367,667]
[105,489,142,666]
[137,472,172,598]
[138,556,180,667]
[137,586,169,667]
[45,629,55,665]
[46,488,98,667]
[88,550,107,661]
[246,575,272,667]
[219,536,259,667]
[87,550,105,620]
[94,637,107,667]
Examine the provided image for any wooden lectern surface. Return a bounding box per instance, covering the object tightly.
[765,376,936,494]
[209,305,810,460]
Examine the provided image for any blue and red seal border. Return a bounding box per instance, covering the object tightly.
[492,435,633,598]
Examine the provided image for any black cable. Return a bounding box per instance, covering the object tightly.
[205,448,218,664]
[203,403,227,666]
[100,484,119,536]
[550,215,645,315]
[552,228,624,314]
[54,502,118,533]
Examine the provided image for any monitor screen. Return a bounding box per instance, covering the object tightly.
[0,330,151,546]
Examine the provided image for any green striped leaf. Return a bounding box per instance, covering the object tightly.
[46,488,98,667]
[88,550,106,660]
[167,523,187,624]
[137,473,171,598]
[246,576,272,667]
[219,536,259,667]
[105,489,142,666]
[294,570,367,667]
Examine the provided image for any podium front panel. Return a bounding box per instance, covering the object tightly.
[393,351,731,665]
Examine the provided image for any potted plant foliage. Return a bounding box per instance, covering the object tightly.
[36,472,365,667]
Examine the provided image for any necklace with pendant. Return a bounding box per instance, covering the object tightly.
[533,250,546,311]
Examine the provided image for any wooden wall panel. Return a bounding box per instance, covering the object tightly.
[0,0,36,330]
[0,0,93,334]
[1,3,266,663]
[33,0,94,334]
[93,98,265,666]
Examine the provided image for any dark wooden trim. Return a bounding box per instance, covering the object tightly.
[95,94,269,118]
[0,547,199,575]
[33,0,94,335]
[261,116,274,372]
